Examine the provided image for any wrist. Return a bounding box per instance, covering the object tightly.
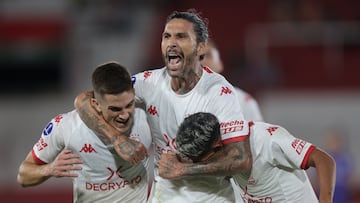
[111,134,128,145]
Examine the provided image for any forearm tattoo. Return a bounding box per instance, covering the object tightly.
[77,93,116,141]
[184,139,252,177]
[117,141,140,157]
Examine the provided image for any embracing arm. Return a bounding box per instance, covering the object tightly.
[307,148,336,203]
[17,149,82,187]
[159,138,252,179]
[74,91,147,164]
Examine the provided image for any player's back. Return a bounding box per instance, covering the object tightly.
[233,121,318,202]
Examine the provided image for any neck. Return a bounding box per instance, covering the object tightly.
[171,64,203,94]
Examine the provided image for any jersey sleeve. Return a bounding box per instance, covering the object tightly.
[132,69,159,108]
[207,83,249,144]
[32,114,68,164]
[268,125,316,170]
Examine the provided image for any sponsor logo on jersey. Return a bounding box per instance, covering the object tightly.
[147,105,159,116]
[143,71,152,80]
[155,133,177,154]
[43,122,53,136]
[107,166,124,180]
[130,133,140,142]
[220,120,245,135]
[242,187,273,203]
[291,138,307,155]
[35,137,48,151]
[80,144,97,153]
[85,176,142,191]
[220,86,233,95]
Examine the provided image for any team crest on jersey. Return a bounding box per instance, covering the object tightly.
[43,122,53,136]
[248,176,256,185]
[130,133,140,142]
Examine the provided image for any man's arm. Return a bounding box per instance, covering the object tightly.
[74,91,147,164]
[17,149,82,187]
[159,138,252,179]
[307,148,336,203]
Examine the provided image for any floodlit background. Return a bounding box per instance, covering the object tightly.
[1,0,360,202]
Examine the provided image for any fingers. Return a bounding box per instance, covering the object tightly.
[129,145,148,165]
[50,149,83,177]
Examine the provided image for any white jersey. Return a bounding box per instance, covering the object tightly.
[32,109,152,203]
[232,121,318,203]
[232,87,263,203]
[235,87,263,122]
[133,66,249,202]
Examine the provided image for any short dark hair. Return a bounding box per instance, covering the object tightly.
[176,112,220,158]
[92,62,133,96]
[167,9,209,60]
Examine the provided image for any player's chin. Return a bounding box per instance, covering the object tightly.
[114,122,130,134]
[116,126,130,135]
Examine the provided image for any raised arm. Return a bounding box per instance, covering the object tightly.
[17,149,82,187]
[159,139,252,179]
[74,91,147,164]
[307,148,336,203]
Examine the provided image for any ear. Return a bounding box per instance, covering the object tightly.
[90,98,102,113]
[197,42,206,56]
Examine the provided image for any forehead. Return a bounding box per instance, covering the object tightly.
[100,91,134,105]
[164,18,195,34]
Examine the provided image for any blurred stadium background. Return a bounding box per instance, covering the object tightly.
[1,0,360,202]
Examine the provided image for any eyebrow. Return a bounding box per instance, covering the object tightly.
[107,99,135,111]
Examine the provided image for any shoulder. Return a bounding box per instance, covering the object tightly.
[132,67,166,81]
[47,110,82,131]
[200,69,236,94]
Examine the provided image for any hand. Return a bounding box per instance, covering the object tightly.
[158,152,184,179]
[113,135,148,165]
[46,149,83,178]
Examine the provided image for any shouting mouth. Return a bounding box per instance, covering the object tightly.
[167,52,183,71]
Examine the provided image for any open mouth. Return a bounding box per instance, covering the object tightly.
[115,119,128,128]
[168,54,181,65]
[168,53,182,66]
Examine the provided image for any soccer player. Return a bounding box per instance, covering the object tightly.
[172,112,336,203]
[75,9,252,202]
[17,62,152,203]
[202,39,264,203]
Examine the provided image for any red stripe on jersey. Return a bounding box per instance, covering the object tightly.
[222,134,249,144]
[300,145,316,169]
[32,149,47,165]
[202,66,213,73]
[248,121,255,127]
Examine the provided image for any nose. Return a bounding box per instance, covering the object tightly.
[117,111,130,121]
[167,36,178,48]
